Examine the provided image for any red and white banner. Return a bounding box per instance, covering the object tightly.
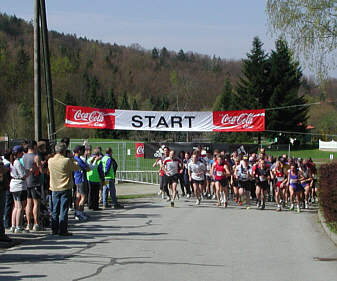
[212,109,265,132]
[65,106,265,132]
[135,143,144,157]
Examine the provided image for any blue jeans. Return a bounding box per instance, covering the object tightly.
[51,189,71,234]
[4,189,13,228]
[102,180,117,206]
[0,189,6,236]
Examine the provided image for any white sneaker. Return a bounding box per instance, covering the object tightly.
[195,199,200,205]
[33,224,41,231]
[25,224,33,231]
[161,193,165,199]
[157,190,162,196]
[166,196,171,202]
[9,226,16,233]
[212,194,216,200]
[15,227,29,234]
[305,202,309,209]
[186,194,191,199]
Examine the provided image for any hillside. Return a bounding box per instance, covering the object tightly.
[0,13,336,140]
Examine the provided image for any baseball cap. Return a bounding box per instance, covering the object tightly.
[12,145,24,154]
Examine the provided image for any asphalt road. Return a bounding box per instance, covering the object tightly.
[1,198,337,281]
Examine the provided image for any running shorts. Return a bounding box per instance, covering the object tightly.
[165,174,179,185]
[258,181,269,191]
[191,179,205,185]
[216,178,228,187]
[238,180,250,191]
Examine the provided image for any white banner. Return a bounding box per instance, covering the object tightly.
[114,110,213,131]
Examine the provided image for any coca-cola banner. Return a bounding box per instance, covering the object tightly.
[65,106,265,132]
[65,106,115,129]
[135,143,144,158]
[212,109,265,132]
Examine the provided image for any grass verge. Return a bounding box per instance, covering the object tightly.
[327,222,337,234]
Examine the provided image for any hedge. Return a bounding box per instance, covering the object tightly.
[319,162,337,228]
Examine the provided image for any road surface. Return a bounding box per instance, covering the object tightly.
[0,197,336,281]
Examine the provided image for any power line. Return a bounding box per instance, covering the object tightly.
[264,101,321,111]
[54,98,67,106]
[265,129,337,138]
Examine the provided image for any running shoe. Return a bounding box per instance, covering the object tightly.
[32,224,41,231]
[238,200,243,206]
[216,201,221,207]
[246,206,251,210]
[234,197,238,203]
[15,227,29,234]
[289,204,294,211]
[305,201,309,209]
[195,199,200,205]
[296,205,300,213]
[157,190,162,196]
[170,201,174,207]
[261,203,265,210]
[224,201,228,208]
[212,194,216,200]
[186,194,191,199]
[9,226,16,233]
[257,200,261,208]
[166,196,171,202]
[276,206,281,212]
[25,224,33,231]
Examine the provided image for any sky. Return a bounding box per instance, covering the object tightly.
[1,0,336,78]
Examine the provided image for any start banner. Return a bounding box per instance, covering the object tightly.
[65,106,265,132]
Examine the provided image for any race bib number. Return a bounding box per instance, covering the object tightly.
[259,176,266,182]
[241,173,248,179]
[216,171,223,177]
[290,179,297,184]
[276,176,284,181]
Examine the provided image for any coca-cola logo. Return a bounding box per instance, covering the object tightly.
[220,113,262,127]
[74,110,105,123]
[136,145,144,155]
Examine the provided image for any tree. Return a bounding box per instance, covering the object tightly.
[236,37,270,110]
[120,91,130,109]
[267,39,308,138]
[132,99,139,110]
[213,76,234,111]
[266,0,337,79]
[152,48,159,59]
[177,49,186,61]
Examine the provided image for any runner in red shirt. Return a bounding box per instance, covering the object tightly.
[211,155,231,207]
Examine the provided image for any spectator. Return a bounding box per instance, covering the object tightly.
[48,143,79,236]
[0,153,11,242]
[102,148,123,209]
[3,149,13,230]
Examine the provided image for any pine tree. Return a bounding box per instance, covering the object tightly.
[267,39,308,141]
[107,88,117,109]
[213,77,234,111]
[236,37,270,110]
[132,99,138,110]
[120,91,130,109]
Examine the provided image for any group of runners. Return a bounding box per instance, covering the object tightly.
[154,146,318,212]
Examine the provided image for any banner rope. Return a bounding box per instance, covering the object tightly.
[264,101,321,111]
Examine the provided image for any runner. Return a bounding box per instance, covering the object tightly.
[272,160,287,211]
[287,163,303,213]
[188,152,206,205]
[163,150,182,207]
[153,146,170,200]
[183,152,192,199]
[299,159,313,209]
[211,154,231,207]
[254,159,270,210]
[307,158,318,203]
[235,156,252,209]
[232,158,241,204]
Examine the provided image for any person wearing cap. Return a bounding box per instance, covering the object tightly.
[73,145,100,221]
[9,145,33,233]
[48,143,80,236]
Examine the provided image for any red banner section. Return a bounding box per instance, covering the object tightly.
[135,143,145,157]
[212,109,265,132]
[65,106,115,129]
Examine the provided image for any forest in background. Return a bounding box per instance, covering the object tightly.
[0,13,336,142]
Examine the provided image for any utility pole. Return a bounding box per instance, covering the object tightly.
[34,0,42,141]
[40,0,56,141]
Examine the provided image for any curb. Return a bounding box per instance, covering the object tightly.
[318,208,337,246]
